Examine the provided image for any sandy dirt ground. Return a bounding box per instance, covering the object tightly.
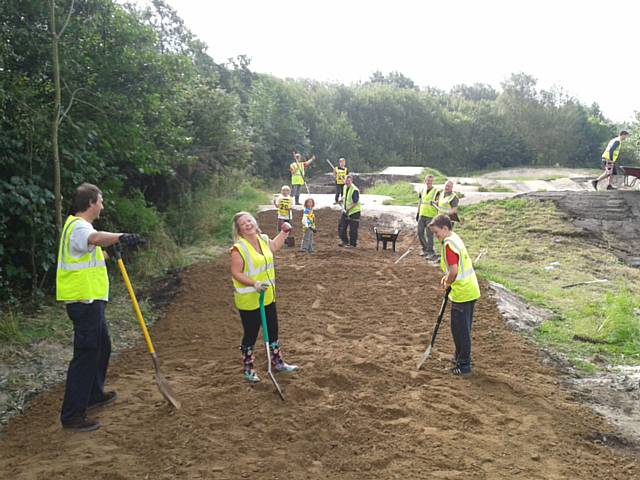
[1,209,639,479]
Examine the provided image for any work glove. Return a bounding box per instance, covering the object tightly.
[119,233,145,248]
[254,281,269,292]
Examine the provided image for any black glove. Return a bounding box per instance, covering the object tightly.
[119,233,144,248]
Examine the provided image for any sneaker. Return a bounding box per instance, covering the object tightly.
[606,185,615,191]
[62,415,101,432]
[449,366,472,376]
[274,362,299,373]
[338,242,347,247]
[591,180,598,191]
[243,371,260,383]
[87,391,117,411]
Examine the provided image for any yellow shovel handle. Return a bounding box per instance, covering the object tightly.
[117,258,155,354]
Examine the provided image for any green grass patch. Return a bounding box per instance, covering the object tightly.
[476,185,514,193]
[418,167,447,183]
[458,198,640,366]
[367,182,419,206]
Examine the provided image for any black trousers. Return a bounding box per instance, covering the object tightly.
[240,302,279,349]
[450,299,476,369]
[339,211,361,246]
[334,184,344,203]
[61,300,111,423]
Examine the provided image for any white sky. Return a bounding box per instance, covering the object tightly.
[144,0,638,123]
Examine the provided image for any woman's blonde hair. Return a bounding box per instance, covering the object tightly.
[231,211,261,242]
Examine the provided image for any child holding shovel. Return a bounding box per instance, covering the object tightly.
[300,197,317,253]
[429,214,481,375]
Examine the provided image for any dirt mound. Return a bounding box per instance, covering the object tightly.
[1,209,639,479]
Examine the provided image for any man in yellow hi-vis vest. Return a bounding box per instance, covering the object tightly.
[333,157,348,204]
[289,151,315,205]
[592,130,630,191]
[429,214,480,376]
[417,174,440,259]
[56,183,141,432]
[338,175,361,248]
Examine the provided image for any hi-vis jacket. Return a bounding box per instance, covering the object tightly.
[343,184,361,216]
[439,232,481,303]
[232,235,276,310]
[276,195,293,219]
[56,215,109,302]
[290,161,306,185]
[419,186,439,218]
[335,166,348,185]
[602,136,622,162]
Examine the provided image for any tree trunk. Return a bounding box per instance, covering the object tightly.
[49,0,62,233]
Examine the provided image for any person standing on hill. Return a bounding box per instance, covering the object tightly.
[333,157,348,204]
[57,183,141,432]
[592,130,630,191]
[290,151,315,205]
[417,174,440,259]
[338,175,361,248]
[429,214,481,376]
[230,212,299,383]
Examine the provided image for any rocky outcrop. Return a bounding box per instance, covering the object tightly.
[520,191,640,267]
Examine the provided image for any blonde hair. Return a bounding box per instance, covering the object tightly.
[281,185,291,192]
[231,211,262,242]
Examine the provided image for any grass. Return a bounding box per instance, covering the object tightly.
[458,198,640,367]
[476,185,514,193]
[419,167,447,183]
[367,181,419,206]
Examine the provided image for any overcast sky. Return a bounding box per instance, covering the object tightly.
[139,0,638,123]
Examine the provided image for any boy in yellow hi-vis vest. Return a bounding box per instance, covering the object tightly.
[429,214,480,376]
[592,130,630,191]
[272,185,294,247]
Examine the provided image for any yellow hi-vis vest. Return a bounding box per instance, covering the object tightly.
[276,195,292,218]
[232,235,276,310]
[419,186,439,218]
[335,167,348,185]
[343,184,361,216]
[602,136,622,162]
[56,215,109,302]
[438,191,458,212]
[439,232,480,303]
[290,161,305,185]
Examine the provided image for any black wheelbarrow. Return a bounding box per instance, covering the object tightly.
[374,226,400,252]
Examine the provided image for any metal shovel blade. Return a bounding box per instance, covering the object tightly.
[151,353,181,409]
[416,345,433,370]
[264,342,285,401]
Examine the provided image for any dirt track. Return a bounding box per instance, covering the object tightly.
[1,209,639,479]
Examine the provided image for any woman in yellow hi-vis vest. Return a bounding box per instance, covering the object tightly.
[429,214,480,376]
[592,130,630,191]
[230,212,299,383]
[289,151,315,205]
[56,183,141,432]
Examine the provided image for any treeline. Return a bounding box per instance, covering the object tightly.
[1,0,637,302]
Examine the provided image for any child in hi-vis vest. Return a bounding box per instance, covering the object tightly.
[273,185,294,247]
[300,197,316,253]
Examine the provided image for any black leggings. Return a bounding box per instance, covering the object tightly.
[240,302,279,348]
[335,184,344,203]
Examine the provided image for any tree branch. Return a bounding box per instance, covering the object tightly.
[57,0,75,37]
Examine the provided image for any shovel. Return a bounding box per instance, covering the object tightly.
[113,246,181,409]
[417,287,451,370]
[259,290,285,401]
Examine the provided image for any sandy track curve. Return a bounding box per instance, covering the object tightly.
[1,209,638,479]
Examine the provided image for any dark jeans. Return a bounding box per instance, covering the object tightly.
[450,299,476,370]
[61,300,111,423]
[292,184,302,204]
[339,211,360,246]
[335,184,344,203]
[417,216,434,254]
[240,302,279,348]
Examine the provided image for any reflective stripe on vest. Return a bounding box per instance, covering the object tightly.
[343,184,361,215]
[335,167,348,185]
[440,232,481,303]
[277,196,292,218]
[56,215,109,302]
[602,136,621,162]
[232,235,276,310]
[291,162,305,185]
[419,187,439,218]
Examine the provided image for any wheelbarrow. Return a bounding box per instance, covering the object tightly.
[374,226,401,252]
[619,166,640,189]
